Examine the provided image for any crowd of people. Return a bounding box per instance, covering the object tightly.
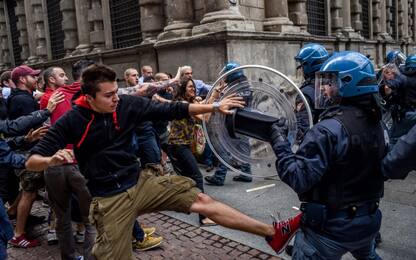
[0,44,415,260]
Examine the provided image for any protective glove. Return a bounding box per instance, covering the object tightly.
[270,117,288,144]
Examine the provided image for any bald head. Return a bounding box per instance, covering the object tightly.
[141,65,153,78]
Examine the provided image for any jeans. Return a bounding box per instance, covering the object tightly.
[136,124,161,166]
[292,209,382,260]
[44,165,96,260]
[200,145,214,167]
[167,144,205,221]
[211,136,252,184]
[132,220,145,241]
[0,198,13,260]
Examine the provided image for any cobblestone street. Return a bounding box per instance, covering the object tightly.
[7,202,280,260]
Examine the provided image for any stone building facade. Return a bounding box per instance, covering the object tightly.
[0,0,415,82]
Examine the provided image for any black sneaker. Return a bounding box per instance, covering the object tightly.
[232,175,252,182]
[204,176,224,186]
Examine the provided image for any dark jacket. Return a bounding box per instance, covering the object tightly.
[31,95,190,197]
[382,124,416,179]
[272,105,386,205]
[7,88,39,120]
[0,109,50,136]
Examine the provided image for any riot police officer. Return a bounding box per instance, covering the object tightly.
[383,54,416,144]
[204,62,253,185]
[386,50,406,67]
[270,51,386,259]
[294,43,329,141]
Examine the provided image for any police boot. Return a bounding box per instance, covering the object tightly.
[265,212,302,254]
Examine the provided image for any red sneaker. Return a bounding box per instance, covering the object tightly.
[266,212,303,254]
[9,234,41,248]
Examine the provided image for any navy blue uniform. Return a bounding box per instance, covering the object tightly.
[382,124,416,179]
[272,105,385,259]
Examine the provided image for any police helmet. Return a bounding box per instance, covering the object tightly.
[386,50,406,65]
[220,62,244,83]
[315,51,378,109]
[295,43,329,78]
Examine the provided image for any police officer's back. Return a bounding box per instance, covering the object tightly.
[270,51,386,259]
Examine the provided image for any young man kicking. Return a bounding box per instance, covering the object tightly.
[25,64,289,259]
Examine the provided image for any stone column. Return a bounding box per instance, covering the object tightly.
[378,0,393,39]
[15,0,29,63]
[331,0,344,37]
[263,0,300,33]
[373,0,381,37]
[351,0,362,33]
[73,0,91,54]
[32,0,47,62]
[139,0,164,43]
[288,0,308,33]
[398,0,405,40]
[157,0,195,40]
[397,0,409,41]
[191,0,254,35]
[23,0,37,63]
[88,0,105,52]
[341,0,361,38]
[60,0,78,56]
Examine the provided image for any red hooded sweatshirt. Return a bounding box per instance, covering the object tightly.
[51,82,81,125]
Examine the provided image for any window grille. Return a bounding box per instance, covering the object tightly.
[390,0,398,40]
[47,0,65,59]
[360,0,370,38]
[6,0,22,65]
[306,0,326,36]
[109,0,142,49]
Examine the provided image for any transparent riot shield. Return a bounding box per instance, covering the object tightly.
[203,65,313,178]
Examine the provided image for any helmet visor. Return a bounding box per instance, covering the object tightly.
[396,52,406,65]
[315,71,342,109]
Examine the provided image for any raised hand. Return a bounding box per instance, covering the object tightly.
[25,126,49,143]
[47,91,65,112]
[49,149,74,167]
[218,94,245,114]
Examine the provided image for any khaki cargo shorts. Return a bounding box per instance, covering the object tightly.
[89,165,200,260]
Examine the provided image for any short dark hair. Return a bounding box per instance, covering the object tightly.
[43,66,58,86]
[72,58,96,81]
[0,71,11,85]
[81,64,116,97]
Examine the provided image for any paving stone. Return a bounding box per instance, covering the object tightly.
[7,201,279,259]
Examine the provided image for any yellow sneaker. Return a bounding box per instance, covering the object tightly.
[133,235,163,251]
[142,227,156,236]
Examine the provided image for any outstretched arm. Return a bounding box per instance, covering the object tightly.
[382,124,416,179]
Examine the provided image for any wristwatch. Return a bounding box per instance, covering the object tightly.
[212,101,220,113]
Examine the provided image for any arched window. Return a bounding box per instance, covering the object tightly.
[6,0,22,65]
[47,0,65,59]
[306,0,326,36]
[109,0,141,49]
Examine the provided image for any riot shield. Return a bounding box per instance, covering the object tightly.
[203,65,313,178]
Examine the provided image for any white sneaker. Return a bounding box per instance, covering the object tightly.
[47,230,58,245]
